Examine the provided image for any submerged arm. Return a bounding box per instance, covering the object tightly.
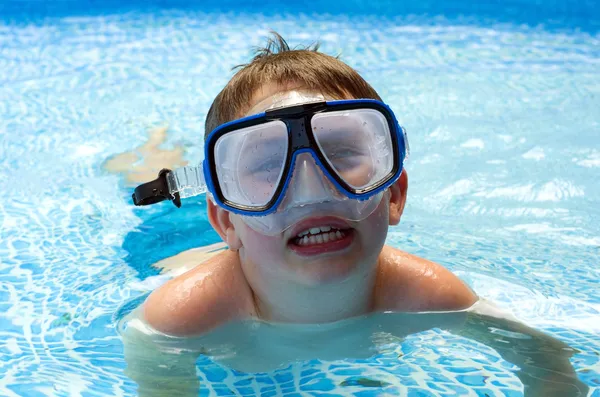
[122,315,200,397]
[455,310,588,397]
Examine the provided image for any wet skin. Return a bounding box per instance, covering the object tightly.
[143,85,478,331]
[130,85,587,397]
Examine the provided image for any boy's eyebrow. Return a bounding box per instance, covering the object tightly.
[243,136,287,150]
[313,124,367,141]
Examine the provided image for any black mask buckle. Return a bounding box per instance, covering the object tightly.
[131,168,181,208]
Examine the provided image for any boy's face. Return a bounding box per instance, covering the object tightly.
[209,85,407,288]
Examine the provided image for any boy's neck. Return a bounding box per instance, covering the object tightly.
[251,267,378,324]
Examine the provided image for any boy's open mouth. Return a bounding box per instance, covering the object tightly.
[291,226,350,245]
[287,218,355,256]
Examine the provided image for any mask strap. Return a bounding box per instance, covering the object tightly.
[166,166,207,199]
[131,166,206,208]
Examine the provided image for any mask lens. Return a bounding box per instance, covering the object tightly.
[214,120,288,207]
[312,109,394,191]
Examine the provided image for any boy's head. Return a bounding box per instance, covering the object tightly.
[204,33,381,136]
[206,33,408,293]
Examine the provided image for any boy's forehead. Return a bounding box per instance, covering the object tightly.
[244,85,332,117]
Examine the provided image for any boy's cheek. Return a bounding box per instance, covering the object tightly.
[364,195,391,229]
[234,223,292,285]
[243,228,281,253]
[231,216,284,260]
[356,197,391,248]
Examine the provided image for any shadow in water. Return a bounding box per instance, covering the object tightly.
[121,196,220,280]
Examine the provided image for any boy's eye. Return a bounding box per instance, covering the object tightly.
[239,140,287,179]
[328,147,363,158]
[246,157,283,178]
[325,144,365,160]
[326,145,366,165]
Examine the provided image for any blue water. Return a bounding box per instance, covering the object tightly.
[1,0,599,396]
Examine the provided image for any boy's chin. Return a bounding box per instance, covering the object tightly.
[291,256,362,285]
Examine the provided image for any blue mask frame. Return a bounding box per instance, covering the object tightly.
[203,99,408,216]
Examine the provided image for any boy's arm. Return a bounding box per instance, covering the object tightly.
[455,307,589,397]
[376,247,588,396]
[123,313,200,397]
[122,250,256,394]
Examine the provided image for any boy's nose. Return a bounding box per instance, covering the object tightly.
[279,152,341,208]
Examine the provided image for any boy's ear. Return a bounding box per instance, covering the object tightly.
[388,169,408,226]
[207,199,242,250]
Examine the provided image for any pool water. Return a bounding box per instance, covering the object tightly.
[1,0,599,396]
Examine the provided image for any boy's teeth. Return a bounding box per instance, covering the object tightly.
[296,230,347,246]
[297,225,336,238]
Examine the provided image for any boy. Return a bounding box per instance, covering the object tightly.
[127,34,587,396]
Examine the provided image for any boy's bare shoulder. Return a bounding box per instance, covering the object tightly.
[143,249,256,336]
[374,245,477,312]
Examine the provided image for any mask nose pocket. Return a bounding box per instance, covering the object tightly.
[278,152,341,209]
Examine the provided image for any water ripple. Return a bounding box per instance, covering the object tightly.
[0,8,598,396]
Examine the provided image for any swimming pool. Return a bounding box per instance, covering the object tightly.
[1,0,599,395]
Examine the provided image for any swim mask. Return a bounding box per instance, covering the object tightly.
[132,96,410,236]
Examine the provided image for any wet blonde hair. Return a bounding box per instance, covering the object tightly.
[204,31,382,138]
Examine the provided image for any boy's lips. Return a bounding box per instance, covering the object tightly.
[286,216,355,256]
